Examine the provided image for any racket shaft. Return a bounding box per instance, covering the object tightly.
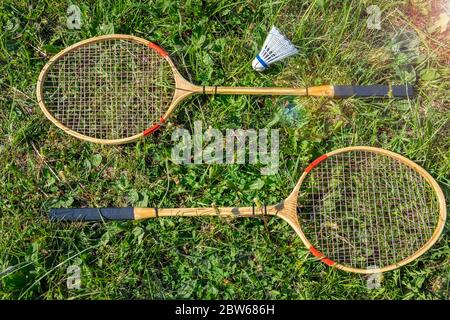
[207,85,329,96]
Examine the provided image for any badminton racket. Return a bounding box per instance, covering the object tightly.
[37,35,414,145]
[51,146,446,274]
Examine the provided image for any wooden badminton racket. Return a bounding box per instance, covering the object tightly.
[51,146,446,274]
[37,34,414,145]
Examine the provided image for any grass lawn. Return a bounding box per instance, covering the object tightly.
[0,0,449,299]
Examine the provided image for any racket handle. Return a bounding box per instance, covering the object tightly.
[333,85,413,98]
[50,207,135,221]
[50,206,277,221]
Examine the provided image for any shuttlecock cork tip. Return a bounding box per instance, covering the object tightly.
[252,26,298,72]
[252,55,268,71]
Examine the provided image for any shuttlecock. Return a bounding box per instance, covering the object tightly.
[252,26,298,71]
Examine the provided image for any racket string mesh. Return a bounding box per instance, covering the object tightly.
[298,151,439,270]
[42,39,175,140]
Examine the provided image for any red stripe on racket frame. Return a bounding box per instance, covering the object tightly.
[309,246,336,267]
[309,246,323,258]
[305,154,328,173]
[147,42,168,58]
[143,118,166,136]
[321,257,336,267]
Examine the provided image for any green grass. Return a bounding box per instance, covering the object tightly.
[0,0,449,299]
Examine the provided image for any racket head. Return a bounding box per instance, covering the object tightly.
[36,34,192,144]
[281,146,446,274]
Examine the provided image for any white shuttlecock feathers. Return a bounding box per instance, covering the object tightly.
[252,26,298,71]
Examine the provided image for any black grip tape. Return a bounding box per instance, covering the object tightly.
[50,207,135,221]
[334,85,413,98]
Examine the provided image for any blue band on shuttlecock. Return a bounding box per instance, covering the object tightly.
[256,55,268,69]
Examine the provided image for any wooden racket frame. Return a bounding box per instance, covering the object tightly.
[130,146,446,274]
[36,34,334,145]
